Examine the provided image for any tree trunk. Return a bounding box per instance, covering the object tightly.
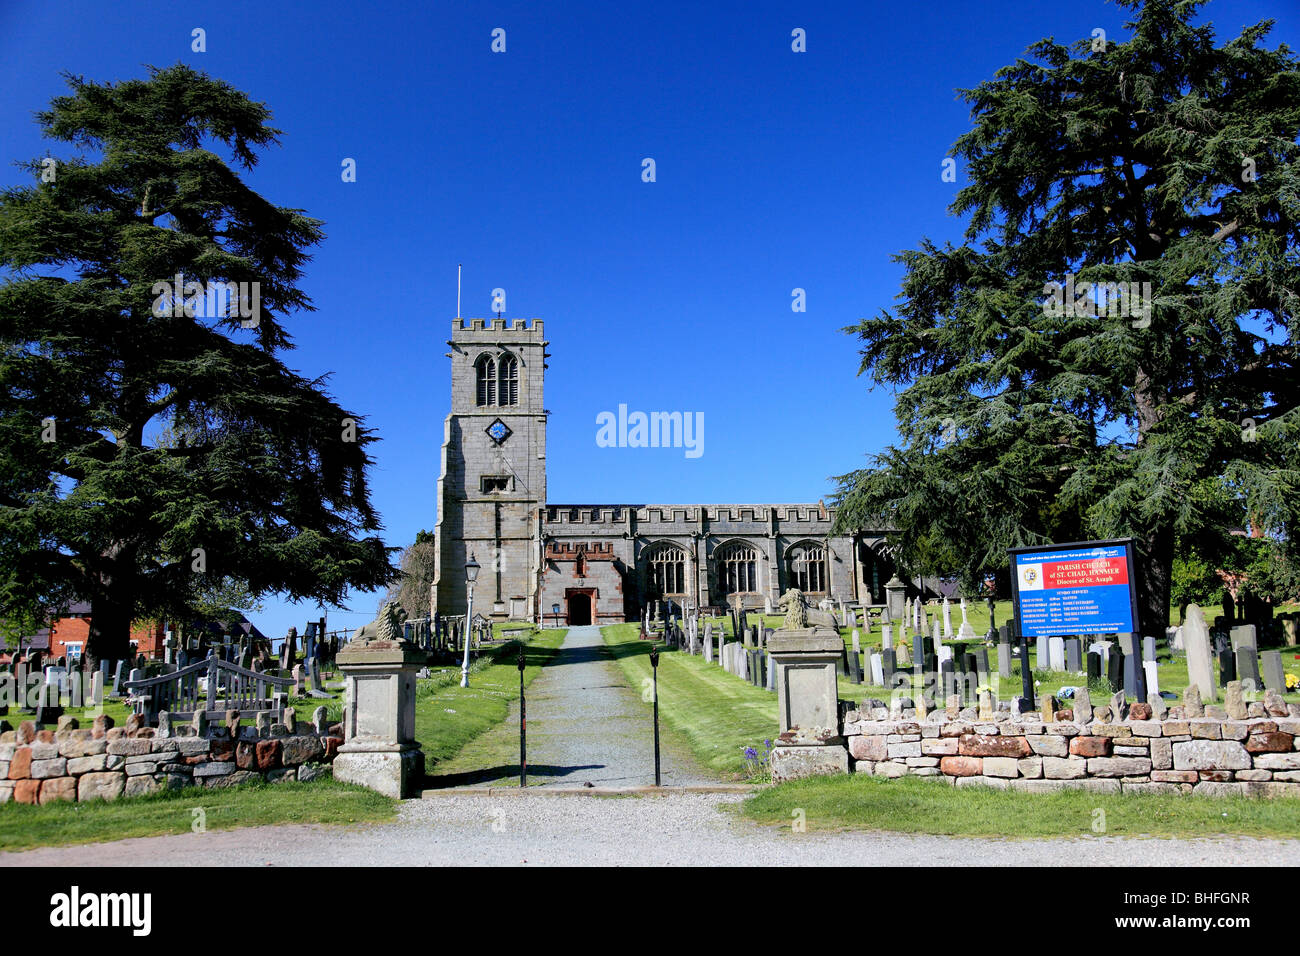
[1137,529,1174,639]
[1132,365,1173,638]
[86,600,133,672]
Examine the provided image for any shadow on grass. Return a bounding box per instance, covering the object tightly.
[423,763,606,788]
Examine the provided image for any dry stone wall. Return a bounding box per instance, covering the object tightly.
[0,709,342,805]
[836,698,1300,796]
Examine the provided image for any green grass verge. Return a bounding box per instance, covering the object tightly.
[602,622,776,778]
[740,773,1300,838]
[416,626,567,772]
[0,779,395,852]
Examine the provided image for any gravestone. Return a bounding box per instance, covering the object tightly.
[1261,650,1285,694]
[1106,647,1124,694]
[942,597,953,639]
[766,654,776,691]
[1142,636,1157,662]
[958,598,976,638]
[1182,604,1218,702]
[881,648,895,685]
[881,625,893,651]
[1218,648,1236,686]
[848,650,861,685]
[111,660,124,696]
[293,665,305,696]
[308,657,329,698]
[851,630,860,656]
[1117,634,1139,698]
[34,682,63,724]
[1088,640,1112,670]
[1230,624,1257,654]
[1065,639,1082,673]
[1143,660,1160,700]
[1235,647,1261,692]
[1046,636,1066,672]
[997,642,1013,678]
[703,625,713,664]
[870,652,884,686]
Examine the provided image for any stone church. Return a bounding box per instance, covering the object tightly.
[431,318,896,625]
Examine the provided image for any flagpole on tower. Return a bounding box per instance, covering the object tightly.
[457,263,462,319]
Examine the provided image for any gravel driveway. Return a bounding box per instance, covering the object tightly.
[5,791,1295,866]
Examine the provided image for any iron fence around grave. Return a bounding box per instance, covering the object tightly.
[122,653,294,724]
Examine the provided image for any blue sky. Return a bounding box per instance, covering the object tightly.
[1,0,1293,639]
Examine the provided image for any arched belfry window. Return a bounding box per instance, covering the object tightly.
[788,543,827,593]
[716,543,758,597]
[498,353,519,406]
[646,543,687,597]
[475,354,497,406]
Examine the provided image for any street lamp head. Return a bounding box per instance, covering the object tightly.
[465,552,481,584]
[552,603,560,616]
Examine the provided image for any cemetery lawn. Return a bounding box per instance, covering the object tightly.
[417,626,567,773]
[602,623,776,778]
[0,780,394,852]
[739,774,1300,838]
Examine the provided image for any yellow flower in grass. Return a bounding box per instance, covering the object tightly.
[1286,673,1299,691]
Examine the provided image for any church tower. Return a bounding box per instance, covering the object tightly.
[432,318,548,621]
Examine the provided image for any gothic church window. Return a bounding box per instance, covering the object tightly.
[717,543,758,595]
[787,543,826,593]
[647,543,687,596]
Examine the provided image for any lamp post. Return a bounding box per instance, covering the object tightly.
[518,643,527,787]
[552,603,560,629]
[649,646,661,787]
[460,553,480,688]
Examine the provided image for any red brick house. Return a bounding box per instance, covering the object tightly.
[2,601,166,665]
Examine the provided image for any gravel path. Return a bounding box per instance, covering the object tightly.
[430,624,716,788]
[4,791,1295,866]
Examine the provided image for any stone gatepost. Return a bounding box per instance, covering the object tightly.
[333,631,425,798]
[768,627,849,781]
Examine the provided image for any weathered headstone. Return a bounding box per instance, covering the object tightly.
[1065,638,1082,673]
[997,642,1012,679]
[942,597,953,639]
[1143,659,1160,701]
[1046,636,1066,672]
[1230,624,1257,654]
[1142,636,1157,662]
[1261,650,1285,694]
[1106,646,1124,694]
[1218,647,1236,686]
[1235,646,1261,692]
[881,624,893,651]
[869,652,884,686]
[1182,604,1218,702]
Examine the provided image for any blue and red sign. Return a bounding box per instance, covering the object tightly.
[1010,540,1138,638]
